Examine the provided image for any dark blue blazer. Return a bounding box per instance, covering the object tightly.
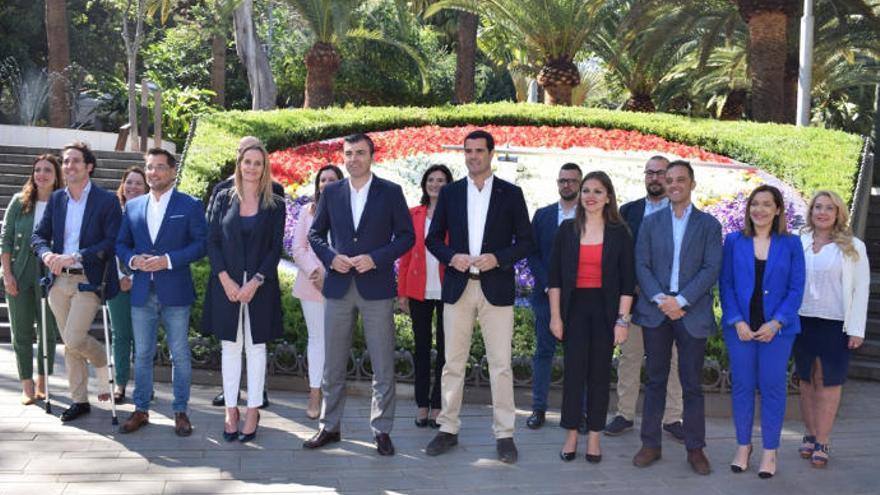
[633,205,722,338]
[719,231,805,335]
[620,198,648,242]
[202,189,285,344]
[308,175,415,300]
[426,176,534,307]
[527,202,560,299]
[32,183,121,298]
[115,190,208,307]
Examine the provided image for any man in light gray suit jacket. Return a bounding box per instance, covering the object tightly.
[630,160,722,475]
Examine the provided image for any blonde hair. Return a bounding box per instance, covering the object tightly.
[804,190,858,260]
[234,143,276,209]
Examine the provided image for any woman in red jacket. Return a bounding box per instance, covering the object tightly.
[398,164,454,427]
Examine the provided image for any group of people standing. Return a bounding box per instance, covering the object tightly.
[1,130,869,477]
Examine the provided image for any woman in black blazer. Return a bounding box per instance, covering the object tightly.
[203,142,285,443]
[548,171,635,463]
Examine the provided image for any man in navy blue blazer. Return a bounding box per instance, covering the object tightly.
[525,162,581,430]
[115,148,207,436]
[305,133,414,456]
[32,141,121,422]
[424,130,534,464]
[631,160,722,475]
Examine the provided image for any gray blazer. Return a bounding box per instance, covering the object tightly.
[633,205,722,338]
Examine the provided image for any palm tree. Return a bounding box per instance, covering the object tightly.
[284,0,429,108]
[426,0,603,105]
[454,12,478,104]
[45,0,70,127]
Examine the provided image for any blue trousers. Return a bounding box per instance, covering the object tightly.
[530,294,556,412]
[724,329,794,449]
[132,289,192,413]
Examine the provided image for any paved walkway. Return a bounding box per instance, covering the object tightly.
[0,343,878,494]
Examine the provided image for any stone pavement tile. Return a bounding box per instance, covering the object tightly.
[56,474,121,482]
[60,450,122,459]
[163,479,340,493]
[0,455,31,471]
[24,458,149,475]
[0,432,36,440]
[0,483,66,495]
[120,471,238,481]
[60,481,165,494]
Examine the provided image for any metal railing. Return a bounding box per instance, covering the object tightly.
[850,136,875,239]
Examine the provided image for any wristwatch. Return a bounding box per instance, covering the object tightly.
[253,273,266,285]
[72,252,83,264]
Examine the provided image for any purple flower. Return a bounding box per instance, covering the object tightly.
[283,195,313,258]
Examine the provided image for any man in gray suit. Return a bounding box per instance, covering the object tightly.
[630,160,722,475]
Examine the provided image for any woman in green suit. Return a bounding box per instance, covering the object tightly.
[107,166,149,403]
[1,154,63,404]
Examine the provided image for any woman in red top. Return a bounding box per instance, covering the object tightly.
[548,171,635,463]
[398,164,453,427]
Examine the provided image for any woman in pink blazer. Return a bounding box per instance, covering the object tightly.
[398,164,453,427]
[292,164,344,419]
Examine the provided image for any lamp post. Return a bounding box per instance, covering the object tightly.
[796,0,815,127]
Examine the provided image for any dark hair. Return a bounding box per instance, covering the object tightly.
[463,129,495,152]
[574,171,624,236]
[560,162,583,175]
[62,141,97,176]
[145,147,177,168]
[647,155,669,164]
[343,133,375,156]
[21,154,63,214]
[311,164,344,214]
[116,166,149,207]
[666,159,694,180]
[744,184,788,237]
[420,164,454,206]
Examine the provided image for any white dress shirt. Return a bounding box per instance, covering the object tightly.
[60,181,92,268]
[424,216,442,300]
[131,188,174,271]
[349,174,373,231]
[557,202,576,225]
[467,174,493,260]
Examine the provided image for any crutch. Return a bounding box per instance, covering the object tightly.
[38,273,52,415]
[79,253,118,425]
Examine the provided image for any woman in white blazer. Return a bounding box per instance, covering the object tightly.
[795,190,870,468]
[292,164,344,419]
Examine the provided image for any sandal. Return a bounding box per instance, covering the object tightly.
[799,435,816,459]
[811,442,829,468]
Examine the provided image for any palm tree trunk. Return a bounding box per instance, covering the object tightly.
[748,10,787,122]
[720,89,748,120]
[783,52,798,124]
[45,0,70,127]
[304,42,340,109]
[623,94,656,113]
[543,85,573,106]
[453,12,477,105]
[211,30,226,107]
[233,0,277,110]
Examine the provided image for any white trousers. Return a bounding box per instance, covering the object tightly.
[300,299,325,389]
[221,302,267,408]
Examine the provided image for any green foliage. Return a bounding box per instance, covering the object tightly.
[180,102,865,205]
[157,86,220,147]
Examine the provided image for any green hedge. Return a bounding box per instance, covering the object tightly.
[179,102,865,203]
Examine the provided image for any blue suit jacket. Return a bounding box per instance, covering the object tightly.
[115,190,208,307]
[719,231,805,335]
[32,183,121,299]
[527,202,560,300]
[426,176,534,307]
[308,175,415,300]
[633,205,722,338]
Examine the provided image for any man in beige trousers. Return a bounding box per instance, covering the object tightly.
[605,156,684,441]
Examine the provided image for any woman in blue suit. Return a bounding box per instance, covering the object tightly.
[720,184,805,479]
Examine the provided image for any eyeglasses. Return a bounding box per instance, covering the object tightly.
[557,178,580,185]
[644,170,666,178]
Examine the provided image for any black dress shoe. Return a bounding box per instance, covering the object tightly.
[559,450,576,462]
[375,432,395,456]
[60,402,91,422]
[497,437,518,464]
[212,391,225,407]
[526,410,546,430]
[425,432,458,456]
[303,429,341,449]
[259,390,270,409]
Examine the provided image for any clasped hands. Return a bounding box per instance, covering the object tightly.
[219,272,260,304]
[130,254,170,272]
[656,294,686,321]
[449,253,498,273]
[331,254,376,273]
[42,252,76,276]
[734,320,779,342]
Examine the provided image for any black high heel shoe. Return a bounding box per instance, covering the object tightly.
[730,444,753,473]
[559,451,576,462]
[223,409,239,442]
[585,452,602,464]
[238,412,260,443]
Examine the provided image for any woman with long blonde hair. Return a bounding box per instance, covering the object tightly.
[795,190,870,468]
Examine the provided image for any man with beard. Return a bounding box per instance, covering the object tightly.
[605,156,684,442]
[525,162,583,430]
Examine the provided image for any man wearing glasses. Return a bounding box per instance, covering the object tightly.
[525,163,584,430]
[605,156,685,442]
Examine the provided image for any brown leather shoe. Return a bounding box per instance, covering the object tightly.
[687,448,712,475]
[174,412,193,437]
[632,446,662,467]
[119,410,149,434]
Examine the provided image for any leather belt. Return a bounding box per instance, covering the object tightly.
[62,267,85,275]
[467,273,481,280]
